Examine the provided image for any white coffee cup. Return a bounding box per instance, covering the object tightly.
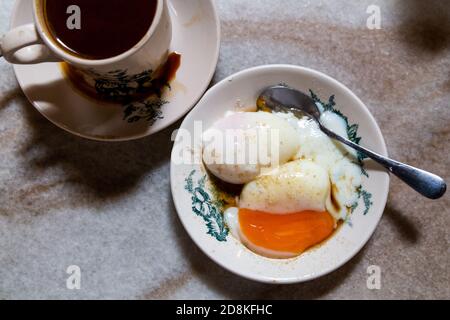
[0,0,172,97]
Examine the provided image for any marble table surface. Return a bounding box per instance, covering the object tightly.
[0,0,449,300]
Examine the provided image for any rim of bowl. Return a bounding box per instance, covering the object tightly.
[170,64,390,284]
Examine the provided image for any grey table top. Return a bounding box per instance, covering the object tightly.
[0,0,449,299]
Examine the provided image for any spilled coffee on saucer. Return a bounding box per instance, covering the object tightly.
[43,0,158,59]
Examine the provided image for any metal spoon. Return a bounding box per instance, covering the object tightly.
[257,85,446,200]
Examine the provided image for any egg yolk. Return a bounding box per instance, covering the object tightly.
[239,209,335,255]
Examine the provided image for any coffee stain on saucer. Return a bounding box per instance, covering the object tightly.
[59,52,181,124]
[182,1,202,27]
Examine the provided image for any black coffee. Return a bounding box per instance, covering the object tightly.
[43,0,158,60]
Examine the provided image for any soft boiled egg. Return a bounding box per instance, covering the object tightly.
[202,112,301,184]
[225,159,337,259]
[204,108,364,260]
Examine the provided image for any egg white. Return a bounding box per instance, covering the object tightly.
[203,112,301,184]
[274,111,362,219]
[239,159,331,214]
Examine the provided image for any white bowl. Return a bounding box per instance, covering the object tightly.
[170,65,390,284]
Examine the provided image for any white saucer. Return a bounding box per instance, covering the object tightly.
[11,0,220,141]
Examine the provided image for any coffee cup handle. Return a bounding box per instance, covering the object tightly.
[0,24,61,64]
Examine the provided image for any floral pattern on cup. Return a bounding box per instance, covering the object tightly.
[88,68,170,124]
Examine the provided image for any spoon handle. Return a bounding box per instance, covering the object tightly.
[319,125,447,199]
